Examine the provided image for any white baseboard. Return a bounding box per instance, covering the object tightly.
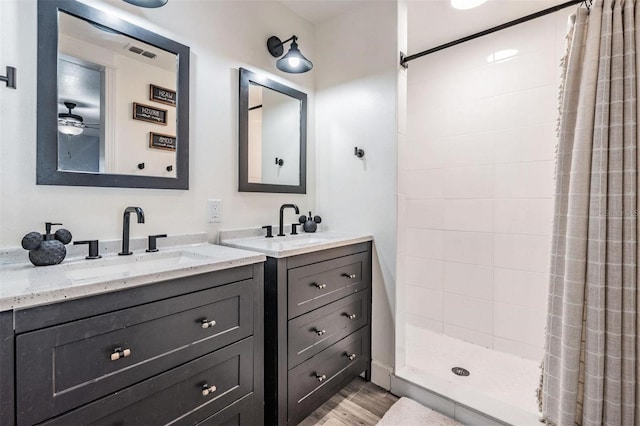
[370,359,393,390]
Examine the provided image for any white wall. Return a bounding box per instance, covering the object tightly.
[112,54,177,177]
[0,0,315,247]
[315,1,399,388]
[397,9,572,361]
[260,89,300,186]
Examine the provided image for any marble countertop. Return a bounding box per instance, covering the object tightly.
[219,228,373,258]
[0,242,265,311]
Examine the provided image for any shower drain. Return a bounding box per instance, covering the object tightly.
[451,367,470,377]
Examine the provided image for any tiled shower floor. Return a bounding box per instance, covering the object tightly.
[397,325,542,425]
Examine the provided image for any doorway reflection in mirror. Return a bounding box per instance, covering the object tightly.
[247,82,301,186]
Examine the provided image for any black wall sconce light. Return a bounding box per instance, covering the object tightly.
[267,35,313,73]
[123,0,168,7]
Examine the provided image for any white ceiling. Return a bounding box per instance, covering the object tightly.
[278,0,575,50]
[278,0,370,25]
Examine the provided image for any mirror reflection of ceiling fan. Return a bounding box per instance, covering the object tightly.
[57,101,99,136]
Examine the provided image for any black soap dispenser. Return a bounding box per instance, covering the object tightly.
[299,211,322,233]
[21,222,73,266]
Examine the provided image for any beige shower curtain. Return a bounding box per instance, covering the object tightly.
[539,0,638,425]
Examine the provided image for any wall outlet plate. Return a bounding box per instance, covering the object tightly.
[207,199,222,223]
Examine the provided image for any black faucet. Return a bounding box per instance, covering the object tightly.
[119,206,145,255]
[278,204,300,236]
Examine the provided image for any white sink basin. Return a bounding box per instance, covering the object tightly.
[219,231,372,258]
[64,250,211,281]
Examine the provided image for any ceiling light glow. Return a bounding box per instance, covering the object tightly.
[487,49,519,63]
[451,0,488,10]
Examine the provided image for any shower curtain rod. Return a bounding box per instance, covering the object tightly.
[400,0,587,68]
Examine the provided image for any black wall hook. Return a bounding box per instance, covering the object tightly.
[0,66,16,89]
[137,162,145,170]
[166,165,173,172]
[275,157,284,166]
[354,147,365,158]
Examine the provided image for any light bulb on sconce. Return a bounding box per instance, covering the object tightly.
[267,35,313,74]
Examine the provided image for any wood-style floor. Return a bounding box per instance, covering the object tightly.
[298,378,399,426]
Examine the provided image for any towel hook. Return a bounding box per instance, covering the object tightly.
[0,66,16,89]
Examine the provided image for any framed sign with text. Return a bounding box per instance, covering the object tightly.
[149,84,176,106]
[149,132,177,151]
[133,102,167,125]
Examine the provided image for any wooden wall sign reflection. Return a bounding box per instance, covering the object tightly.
[133,102,167,125]
[149,132,176,151]
[150,84,176,106]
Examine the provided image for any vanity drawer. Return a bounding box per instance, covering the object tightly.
[40,338,254,426]
[288,290,369,369]
[287,252,369,319]
[195,392,255,426]
[16,280,254,426]
[287,329,369,424]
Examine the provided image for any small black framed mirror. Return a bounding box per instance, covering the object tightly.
[239,68,307,194]
[37,0,190,189]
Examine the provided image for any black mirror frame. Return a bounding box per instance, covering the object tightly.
[238,68,307,194]
[37,0,190,190]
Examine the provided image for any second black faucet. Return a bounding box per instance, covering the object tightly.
[278,204,300,237]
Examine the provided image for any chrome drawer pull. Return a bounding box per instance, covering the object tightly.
[316,329,326,336]
[342,273,356,279]
[316,374,327,382]
[345,313,357,320]
[201,319,217,329]
[110,347,131,361]
[314,283,327,289]
[346,353,357,361]
[201,383,217,396]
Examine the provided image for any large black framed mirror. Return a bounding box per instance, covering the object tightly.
[37,0,190,189]
[239,68,307,194]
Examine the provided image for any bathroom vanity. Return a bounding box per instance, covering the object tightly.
[0,242,265,426]
[220,231,373,425]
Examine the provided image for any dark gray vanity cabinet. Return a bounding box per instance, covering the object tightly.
[4,264,264,426]
[264,242,372,425]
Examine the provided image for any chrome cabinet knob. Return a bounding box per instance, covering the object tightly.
[314,283,327,289]
[201,383,217,396]
[346,353,357,361]
[316,374,327,382]
[110,347,131,361]
[345,313,357,320]
[201,319,217,329]
[342,273,356,279]
[316,329,326,336]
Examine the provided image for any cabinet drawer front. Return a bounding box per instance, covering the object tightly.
[288,329,369,418]
[16,280,254,426]
[288,252,369,319]
[195,392,254,426]
[288,290,369,369]
[40,338,254,426]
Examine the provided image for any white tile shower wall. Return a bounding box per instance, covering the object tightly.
[400,11,571,360]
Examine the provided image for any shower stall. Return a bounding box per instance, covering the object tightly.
[395,3,575,424]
